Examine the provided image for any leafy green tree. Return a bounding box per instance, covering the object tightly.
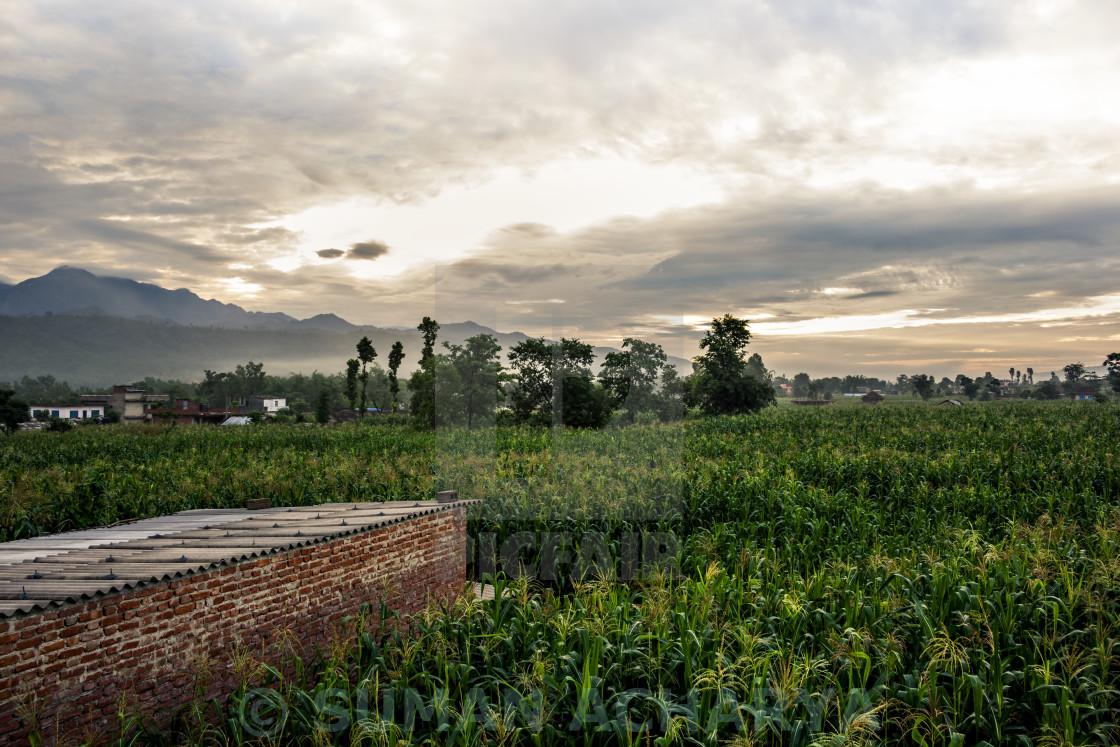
[315,389,332,425]
[1034,381,1062,400]
[441,333,504,428]
[507,337,606,427]
[1063,362,1086,391]
[792,372,811,398]
[686,315,775,415]
[1105,353,1120,395]
[199,369,231,407]
[560,376,612,429]
[658,365,685,421]
[11,375,84,404]
[744,353,771,383]
[345,359,360,411]
[0,389,30,434]
[356,336,377,417]
[955,374,980,400]
[234,361,266,400]
[388,341,405,412]
[911,374,935,401]
[597,338,668,423]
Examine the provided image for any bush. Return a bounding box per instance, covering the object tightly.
[46,416,73,432]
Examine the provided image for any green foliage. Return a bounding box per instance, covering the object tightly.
[559,375,611,429]
[315,389,331,424]
[1104,352,1120,395]
[409,318,442,427]
[0,388,30,433]
[387,340,405,411]
[233,361,266,398]
[439,333,504,428]
[45,416,73,433]
[911,373,935,400]
[792,371,811,397]
[1034,381,1062,400]
[598,338,669,423]
[345,359,360,411]
[418,317,440,363]
[507,337,609,427]
[3,374,85,404]
[689,315,775,415]
[956,375,981,400]
[356,336,377,417]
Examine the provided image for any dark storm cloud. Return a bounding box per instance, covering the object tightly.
[316,248,345,259]
[348,240,390,261]
[847,290,900,300]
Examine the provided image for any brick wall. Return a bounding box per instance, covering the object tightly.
[0,505,469,744]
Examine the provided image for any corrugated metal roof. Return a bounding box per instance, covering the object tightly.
[0,500,475,619]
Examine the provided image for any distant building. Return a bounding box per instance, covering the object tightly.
[937,399,963,407]
[146,399,241,425]
[80,386,167,424]
[245,395,286,414]
[220,416,253,426]
[861,392,885,404]
[31,404,104,421]
[1070,386,1097,401]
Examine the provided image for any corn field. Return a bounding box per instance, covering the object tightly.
[4,401,1119,745]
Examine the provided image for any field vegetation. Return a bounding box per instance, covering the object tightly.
[3,401,1119,745]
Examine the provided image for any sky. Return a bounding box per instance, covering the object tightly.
[2,0,1119,379]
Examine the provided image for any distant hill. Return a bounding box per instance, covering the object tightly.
[0,313,693,386]
[0,267,356,332]
[0,268,693,385]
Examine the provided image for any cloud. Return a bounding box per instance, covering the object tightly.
[348,240,390,260]
[2,0,1120,377]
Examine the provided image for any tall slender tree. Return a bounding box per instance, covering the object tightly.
[356,337,377,417]
[345,359,360,411]
[419,317,440,362]
[409,318,441,426]
[387,341,405,413]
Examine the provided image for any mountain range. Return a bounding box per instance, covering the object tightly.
[0,268,692,385]
[0,267,356,331]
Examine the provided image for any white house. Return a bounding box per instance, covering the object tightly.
[32,404,104,421]
[246,395,286,414]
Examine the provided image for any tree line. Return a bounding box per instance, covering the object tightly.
[4,326,1120,433]
[337,314,775,429]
